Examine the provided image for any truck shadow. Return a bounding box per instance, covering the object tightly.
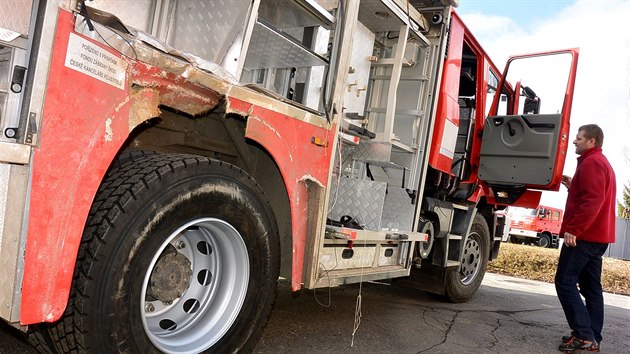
[255,276,630,353]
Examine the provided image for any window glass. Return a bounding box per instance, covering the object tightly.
[486,69,507,116]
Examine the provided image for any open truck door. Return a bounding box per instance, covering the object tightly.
[478,49,579,206]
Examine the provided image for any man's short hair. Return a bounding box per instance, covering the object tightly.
[579,124,604,147]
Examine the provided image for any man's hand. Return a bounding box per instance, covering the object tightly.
[564,232,577,247]
[561,175,572,189]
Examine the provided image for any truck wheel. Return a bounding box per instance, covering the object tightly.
[538,234,551,248]
[39,154,279,353]
[444,213,489,303]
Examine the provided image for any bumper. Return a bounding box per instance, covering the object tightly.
[508,228,538,238]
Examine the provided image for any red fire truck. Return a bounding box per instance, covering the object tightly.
[509,205,563,248]
[0,0,578,352]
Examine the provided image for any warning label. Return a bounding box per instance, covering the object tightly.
[64,33,127,89]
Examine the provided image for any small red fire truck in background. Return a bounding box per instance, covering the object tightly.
[0,0,578,352]
[509,205,563,248]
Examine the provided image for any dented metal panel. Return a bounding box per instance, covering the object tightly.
[20,0,338,321]
[21,10,133,324]
[228,95,334,291]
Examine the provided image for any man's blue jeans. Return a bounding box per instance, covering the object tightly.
[555,240,609,343]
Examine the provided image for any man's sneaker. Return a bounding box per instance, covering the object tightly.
[558,337,599,352]
[562,335,575,343]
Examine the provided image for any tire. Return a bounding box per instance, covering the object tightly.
[26,328,55,354]
[34,154,279,353]
[444,213,490,303]
[538,234,551,248]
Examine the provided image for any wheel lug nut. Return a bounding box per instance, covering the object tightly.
[176,240,186,249]
[145,303,155,312]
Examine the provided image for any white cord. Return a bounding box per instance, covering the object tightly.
[351,233,368,347]
[351,282,363,347]
[327,107,346,213]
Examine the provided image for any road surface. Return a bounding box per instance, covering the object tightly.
[2,273,629,353]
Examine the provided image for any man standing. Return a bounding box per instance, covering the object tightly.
[556,124,616,352]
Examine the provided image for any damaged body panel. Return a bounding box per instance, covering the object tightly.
[20,3,335,323]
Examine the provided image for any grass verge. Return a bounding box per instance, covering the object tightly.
[489,243,630,296]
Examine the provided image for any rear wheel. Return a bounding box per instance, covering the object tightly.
[32,154,279,353]
[444,213,489,303]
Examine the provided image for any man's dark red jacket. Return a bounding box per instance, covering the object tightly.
[560,147,616,243]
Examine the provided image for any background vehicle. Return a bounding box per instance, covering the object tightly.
[0,0,578,352]
[509,205,563,248]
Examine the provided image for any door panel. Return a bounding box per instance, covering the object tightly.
[479,49,579,192]
[479,114,560,185]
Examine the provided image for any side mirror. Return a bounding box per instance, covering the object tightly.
[522,86,540,114]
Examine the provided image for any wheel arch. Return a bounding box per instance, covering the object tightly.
[21,21,232,325]
[115,94,333,290]
[22,85,162,325]
[23,57,332,325]
[229,137,293,280]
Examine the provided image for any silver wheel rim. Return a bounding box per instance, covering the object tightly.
[459,231,482,285]
[141,218,249,353]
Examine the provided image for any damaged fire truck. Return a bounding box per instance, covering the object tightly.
[0,0,578,352]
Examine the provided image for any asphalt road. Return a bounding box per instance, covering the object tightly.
[2,273,629,353]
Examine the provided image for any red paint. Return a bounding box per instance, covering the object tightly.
[486,48,579,191]
[483,185,542,209]
[550,49,579,190]
[21,9,240,324]
[460,26,504,186]
[429,11,464,174]
[21,10,132,324]
[229,96,334,291]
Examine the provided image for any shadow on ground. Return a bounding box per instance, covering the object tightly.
[255,275,630,353]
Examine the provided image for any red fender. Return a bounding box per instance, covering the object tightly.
[228,97,334,291]
[21,9,222,324]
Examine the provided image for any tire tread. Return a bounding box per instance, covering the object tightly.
[31,152,277,353]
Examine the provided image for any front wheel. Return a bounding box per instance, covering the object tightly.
[444,213,490,303]
[36,154,279,353]
[538,234,551,248]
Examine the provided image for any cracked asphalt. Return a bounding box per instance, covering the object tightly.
[1,273,628,353]
[254,273,630,353]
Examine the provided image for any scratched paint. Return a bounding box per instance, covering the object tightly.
[104,118,113,142]
[298,175,325,188]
